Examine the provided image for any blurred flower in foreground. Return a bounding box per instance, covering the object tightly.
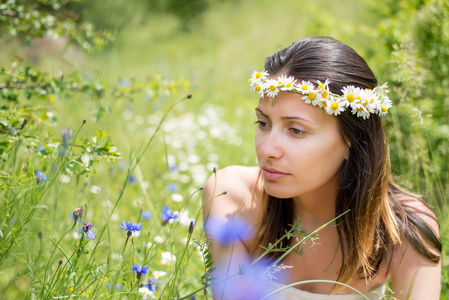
[160,206,178,225]
[120,221,142,236]
[142,211,153,220]
[145,278,163,292]
[213,257,285,300]
[77,222,96,240]
[90,185,101,194]
[34,170,47,185]
[131,264,149,280]
[204,216,253,244]
[152,271,167,279]
[138,286,155,299]
[129,174,136,184]
[166,183,178,193]
[160,251,176,265]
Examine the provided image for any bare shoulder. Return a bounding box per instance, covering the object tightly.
[202,165,260,219]
[389,193,441,299]
[394,193,439,234]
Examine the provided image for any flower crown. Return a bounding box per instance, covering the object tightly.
[248,71,392,119]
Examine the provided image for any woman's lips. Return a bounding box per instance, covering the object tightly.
[262,167,290,181]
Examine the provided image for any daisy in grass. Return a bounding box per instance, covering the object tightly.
[265,79,280,98]
[278,75,296,91]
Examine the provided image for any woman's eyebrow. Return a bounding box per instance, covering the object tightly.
[255,107,317,126]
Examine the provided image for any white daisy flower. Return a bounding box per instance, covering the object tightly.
[297,80,315,94]
[378,97,393,116]
[265,79,280,98]
[351,106,371,119]
[250,82,266,97]
[302,88,319,105]
[278,75,296,91]
[160,251,176,265]
[249,70,269,86]
[341,85,361,110]
[152,271,167,279]
[325,97,345,116]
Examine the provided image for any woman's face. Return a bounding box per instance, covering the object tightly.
[255,90,350,200]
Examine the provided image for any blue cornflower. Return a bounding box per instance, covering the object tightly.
[34,170,47,185]
[142,211,153,220]
[129,174,136,184]
[131,264,149,280]
[168,165,179,173]
[204,216,253,244]
[77,222,96,240]
[37,146,46,151]
[120,221,142,236]
[160,206,178,225]
[144,278,163,293]
[165,183,178,193]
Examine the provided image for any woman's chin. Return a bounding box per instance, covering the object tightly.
[263,183,293,199]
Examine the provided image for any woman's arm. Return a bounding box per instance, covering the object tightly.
[202,166,267,299]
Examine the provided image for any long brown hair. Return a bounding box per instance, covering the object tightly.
[252,36,441,285]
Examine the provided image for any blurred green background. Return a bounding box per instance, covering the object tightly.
[0,0,448,298]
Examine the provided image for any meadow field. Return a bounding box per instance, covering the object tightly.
[0,0,448,299]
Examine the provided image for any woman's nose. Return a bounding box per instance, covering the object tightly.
[259,131,283,160]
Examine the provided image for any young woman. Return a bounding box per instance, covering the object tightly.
[202,36,441,299]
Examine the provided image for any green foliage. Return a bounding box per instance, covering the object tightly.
[0,0,114,51]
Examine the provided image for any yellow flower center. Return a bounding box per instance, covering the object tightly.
[322,101,327,107]
[308,92,316,100]
[286,82,292,88]
[355,96,362,103]
[278,81,282,85]
[248,79,252,83]
[346,94,355,102]
[269,85,276,91]
[381,107,388,112]
[370,98,374,103]
[331,102,339,110]
[302,85,308,91]
[255,85,261,91]
[256,72,262,79]
[318,83,325,90]
[363,99,368,106]
[357,107,363,111]
[322,90,329,98]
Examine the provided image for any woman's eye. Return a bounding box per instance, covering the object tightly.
[255,120,269,129]
[289,128,306,136]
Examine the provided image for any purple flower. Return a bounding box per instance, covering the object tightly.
[168,165,179,173]
[120,221,142,236]
[131,264,149,280]
[165,183,178,193]
[204,216,253,244]
[77,222,96,240]
[34,170,47,185]
[142,211,153,220]
[213,258,283,299]
[37,146,46,151]
[144,278,163,292]
[129,174,136,184]
[160,206,178,225]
